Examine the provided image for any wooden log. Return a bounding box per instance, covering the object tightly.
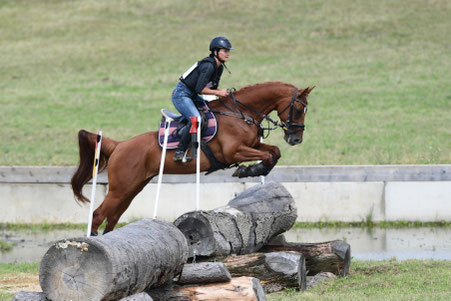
[260,236,351,276]
[147,277,266,301]
[12,292,154,301]
[39,219,188,301]
[12,292,46,301]
[221,252,306,293]
[177,262,231,284]
[174,181,297,257]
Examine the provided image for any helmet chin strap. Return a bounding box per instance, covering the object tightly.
[213,50,231,74]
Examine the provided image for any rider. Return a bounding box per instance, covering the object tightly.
[172,36,233,161]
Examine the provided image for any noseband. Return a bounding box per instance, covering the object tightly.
[279,89,308,134]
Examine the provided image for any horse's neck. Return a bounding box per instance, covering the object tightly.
[210,83,292,120]
[236,88,284,116]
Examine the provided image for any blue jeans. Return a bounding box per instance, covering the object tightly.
[172,81,205,127]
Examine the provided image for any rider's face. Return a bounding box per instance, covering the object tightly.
[217,49,230,62]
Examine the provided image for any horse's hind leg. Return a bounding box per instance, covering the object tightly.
[101,179,151,234]
[90,189,135,235]
[90,190,133,235]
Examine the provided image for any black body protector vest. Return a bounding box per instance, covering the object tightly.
[180,56,223,94]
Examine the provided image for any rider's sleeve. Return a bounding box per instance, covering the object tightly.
[194,62,215,94]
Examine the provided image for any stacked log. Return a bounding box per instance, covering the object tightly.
[261,236,351,276]
[177,262,231,284]
[21,181,350,300]
[222,251,307,292]
[147,276,266,301]
[12,292,154,301]
[174,181,297,257]
[39,219,188,301]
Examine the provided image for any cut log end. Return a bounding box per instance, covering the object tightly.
[261,238,351,276]
[173,211,216,257]
[39,239,112,301]
[39,219,188,301]
[332,240,351,276]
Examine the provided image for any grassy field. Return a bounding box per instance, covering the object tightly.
[1,0,450,166]
[268,259,451,300]
[1,260,450,300]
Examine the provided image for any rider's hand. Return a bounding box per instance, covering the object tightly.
[216,89,229,98]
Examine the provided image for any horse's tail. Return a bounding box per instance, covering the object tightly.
[71,129,118,204]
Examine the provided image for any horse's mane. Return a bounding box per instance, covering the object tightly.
[234,81,297,96]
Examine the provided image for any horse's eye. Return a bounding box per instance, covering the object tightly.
[294,106,305,119]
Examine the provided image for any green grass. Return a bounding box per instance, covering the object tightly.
[0,262,40,301]
[0,241,13,253]
[1,0,450,166]
[1,260,450,300]
[0,221,129,232]
[2,220,448,232]
[0,262,39,275]
[293,220,451,229]
[268,259,451,300]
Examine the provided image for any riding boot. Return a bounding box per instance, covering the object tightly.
[174,127,191,162]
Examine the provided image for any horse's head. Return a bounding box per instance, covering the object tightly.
[278,87,314,145]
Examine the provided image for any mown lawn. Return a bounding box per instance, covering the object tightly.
[1,0,450,166]
[268,259,451,300]
[1,260,450,300]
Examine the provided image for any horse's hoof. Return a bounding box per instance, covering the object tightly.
[103,228,111,235]
[90,231,98,237]
[232,166,247,178]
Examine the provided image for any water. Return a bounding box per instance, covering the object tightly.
[1,227,451,263]
[285,227,451,261]
[1,229,83,263]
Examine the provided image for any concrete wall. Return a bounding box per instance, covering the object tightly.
[0,165,450,223]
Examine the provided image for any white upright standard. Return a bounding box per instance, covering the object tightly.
[196,117,202,211]
[153,110,173,220]
[87,130,103,237]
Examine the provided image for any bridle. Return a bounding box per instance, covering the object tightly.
[213,88,308,138]
[278,88,308,134]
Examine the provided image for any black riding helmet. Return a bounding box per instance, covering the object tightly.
[209,36,233,52]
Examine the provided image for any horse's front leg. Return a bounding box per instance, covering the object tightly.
[256,143,281,161]
[229,144,280,178]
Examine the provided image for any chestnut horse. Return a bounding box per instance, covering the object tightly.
[71,81,314,235]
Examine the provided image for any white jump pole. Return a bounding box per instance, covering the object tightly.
[260,136,266,185]
[153,112,173,220]
[196,117,201,211]
[87,130,103,237]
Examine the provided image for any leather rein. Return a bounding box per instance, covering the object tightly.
[211,88,308,138]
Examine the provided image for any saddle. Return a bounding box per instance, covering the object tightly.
[158,103,218,149]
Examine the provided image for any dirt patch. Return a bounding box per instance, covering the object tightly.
[0,273,41,294]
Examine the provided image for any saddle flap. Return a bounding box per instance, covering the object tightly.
[158,106,218,149]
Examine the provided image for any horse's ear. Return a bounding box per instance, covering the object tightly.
[298,87,312,97]
[303,86,315,96]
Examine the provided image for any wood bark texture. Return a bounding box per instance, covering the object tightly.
[174,181,297,257]
[12,292,153,301]
[177,262,231,284]
[39,219,188,301]
[261,236,351,276]
[12,292,46,301]
[221,251,306,292]
[147,277,266,301]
